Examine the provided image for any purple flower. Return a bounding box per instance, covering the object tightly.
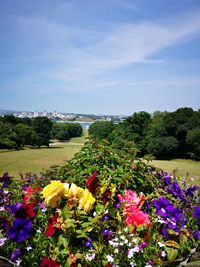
[154,197,173,217]
[85,238,92,247]
[115,202,121,208]
[102,228,110,235]
[185,186,199,198]
[193,230,200,240]
[171,182,182,195]
[9,203,26,218]
[170,207,183,222]
[9,218,32,242]
[103,215,109,220]
[11,248,21,261]
[0,173,12,188]
[139,242,148,249]
[39,200,45,209]
[193,207,200,222]
[162,174,172,185]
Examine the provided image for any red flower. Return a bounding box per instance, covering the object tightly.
[45,213,58,237]
[101,188,111,204]
[40,257,60,267]
[105,264,112,267]
[24,186,41,203]
[22,202,36,220]
[85,171,99,194]
[123,205,151,227]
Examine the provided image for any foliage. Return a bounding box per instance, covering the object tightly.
[88,121,115,140]
[0,121,19,149]
[88,108,200,160]
[0,116,82,149]
[52,123,82,141]
[32,117,53,147]
[186,128,200,160]
[0,139,199,267]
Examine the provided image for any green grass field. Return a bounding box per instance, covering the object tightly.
[150,159,200,185]
[0,135,86,178]
[0,134,199,186]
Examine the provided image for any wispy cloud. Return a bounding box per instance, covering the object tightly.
[2,7,200,93]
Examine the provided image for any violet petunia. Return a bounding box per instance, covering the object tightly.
[193,206,200,223]
[9,218,32,242]
[154,197,173,218]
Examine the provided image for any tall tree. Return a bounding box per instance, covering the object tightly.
[32,117,52,147]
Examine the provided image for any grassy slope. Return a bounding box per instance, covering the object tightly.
[0,135,86,178]
[0,132,199,185]
[151,159,200,185]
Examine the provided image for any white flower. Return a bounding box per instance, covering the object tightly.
[130,262,136,267]
[26,245,32,251]
[128,249,134,258]
[41,207,47,212]
[16,259,22,266]
[106,255,114,263]
[109,240,119,247]
[120,235,126,240]
[85,253,95,261]
[132,245,140,253]
[93,211,97,216]
[161,251,166,257]
[158,242,165,248]
[131,238,138,243]
[0,237,7,246]
[114,248,119,254]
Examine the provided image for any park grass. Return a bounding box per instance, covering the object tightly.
[150,159,200,185]
[0,132,199,186]
[0,135,86,178]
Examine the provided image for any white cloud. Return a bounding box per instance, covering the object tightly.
[2,8,200,92]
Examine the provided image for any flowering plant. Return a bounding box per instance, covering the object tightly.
[0,140,199,266]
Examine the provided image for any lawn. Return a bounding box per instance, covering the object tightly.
[0,135,86,178]
[0,134,199,186]
[150,158,200,185]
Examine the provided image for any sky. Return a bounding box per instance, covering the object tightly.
[0,0,200,115]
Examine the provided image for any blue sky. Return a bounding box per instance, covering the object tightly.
[0,0,200,115]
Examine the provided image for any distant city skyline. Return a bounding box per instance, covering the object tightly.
[0,0,200,115]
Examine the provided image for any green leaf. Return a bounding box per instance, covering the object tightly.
[165,240,180,249]
[165,247,179,261]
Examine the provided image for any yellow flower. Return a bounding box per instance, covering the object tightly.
[64,183,84,201]
[41,180,69,208]
[78,188,95,212]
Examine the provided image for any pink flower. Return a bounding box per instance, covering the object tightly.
[124,206,151,227]
[119,190,151,228]
[118,189,145,209]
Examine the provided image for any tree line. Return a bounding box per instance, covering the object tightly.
[89,107,200,160]
[0,115,82,149]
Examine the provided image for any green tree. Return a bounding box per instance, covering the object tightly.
[32,117,52,147]
[1,115,22,125]
[14,123,36,147]
[0,122,18,149]
[164,108,194,156]
[52,123,82,141]
[186,128,200,160]
[88,121,115,140]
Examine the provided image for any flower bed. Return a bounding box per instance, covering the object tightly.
[0,140,199,266]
